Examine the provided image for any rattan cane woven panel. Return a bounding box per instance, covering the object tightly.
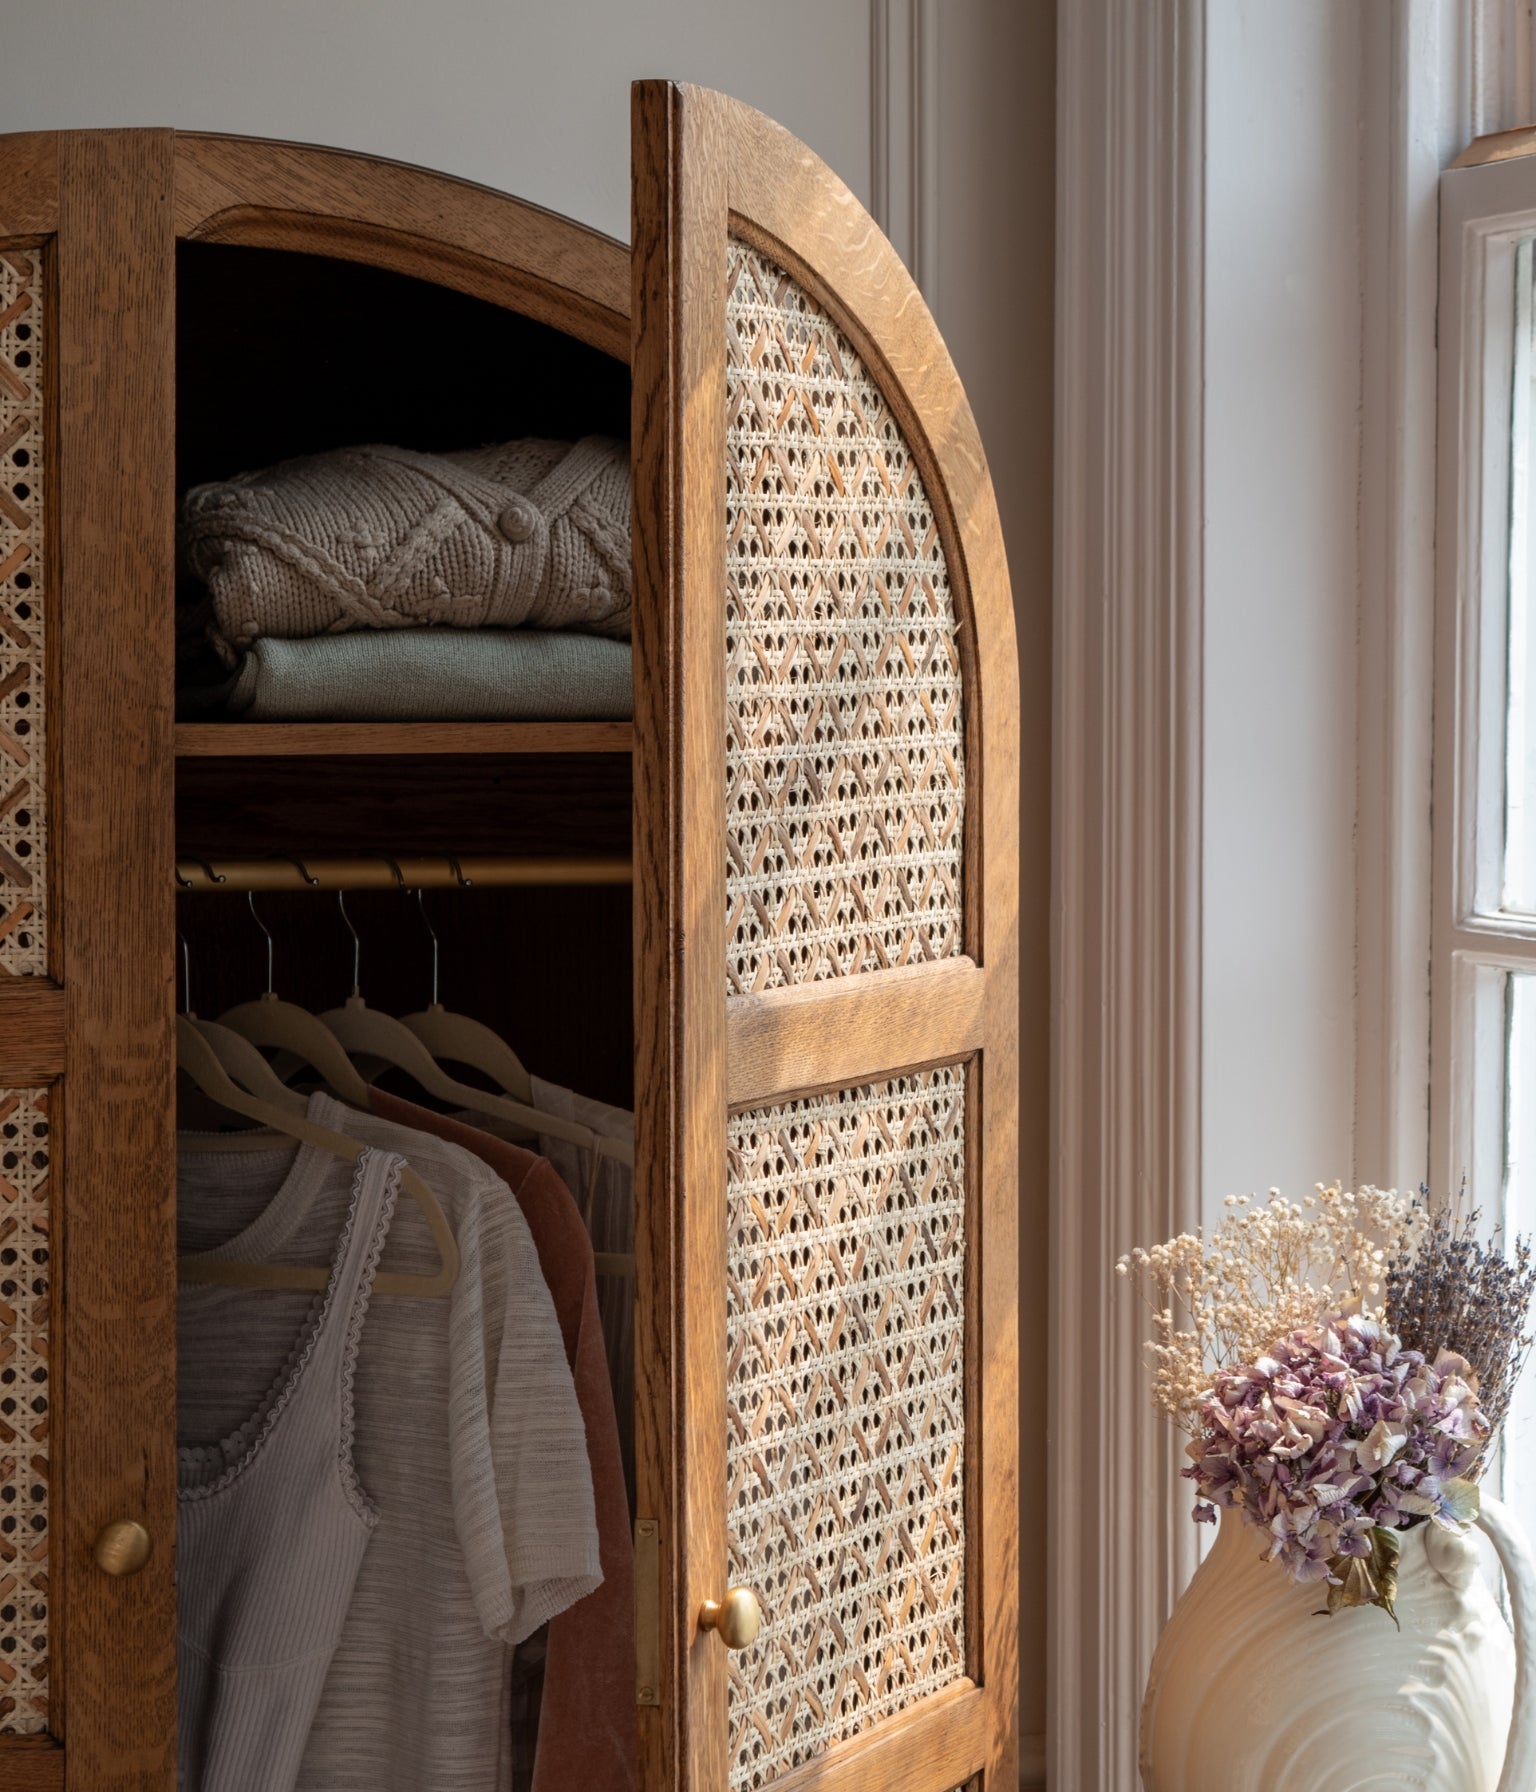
[0,257,47,978]
[723,242,965,996]
[0,1089,50,1733]
[725,1067,967,1788]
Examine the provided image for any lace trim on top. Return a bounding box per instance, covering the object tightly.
[177,1149,400,1507]
[337,1156,400,1522]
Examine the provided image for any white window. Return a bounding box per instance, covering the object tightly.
[1436,148,1536,1514]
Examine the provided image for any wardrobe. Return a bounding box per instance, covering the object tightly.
[0,82,1019,1792]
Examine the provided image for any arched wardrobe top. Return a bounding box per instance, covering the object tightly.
[0,87,1018,1792]
[174,132,631,357]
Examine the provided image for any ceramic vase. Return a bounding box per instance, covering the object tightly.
[1140,1494,1536,1791]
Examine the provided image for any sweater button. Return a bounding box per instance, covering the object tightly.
[498,498,537,544]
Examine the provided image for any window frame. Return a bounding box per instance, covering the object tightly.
[1434,149,1536,1378]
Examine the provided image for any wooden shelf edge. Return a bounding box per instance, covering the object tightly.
[0,1738,65,1788]
[174,721,634,757]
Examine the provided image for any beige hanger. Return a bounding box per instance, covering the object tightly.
[395,883,633,1171]
[174,927,308,1130]
[321,891,635,1278]
[194,1019,308,1118]
[175,1017,458,1297]
[217,890,374,1107]
[316,890,607,1158]
[381,877,535,1103]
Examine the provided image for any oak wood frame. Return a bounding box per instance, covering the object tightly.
[1,106,1019,1791]
[0,121,639,1790]
[54,131,181,1790]
[173,722,634,758]
[631,81,1019,1792]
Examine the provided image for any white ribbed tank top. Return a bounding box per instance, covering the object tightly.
[176,1146,402,1792]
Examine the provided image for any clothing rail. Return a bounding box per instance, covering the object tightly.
[174,855,633,892]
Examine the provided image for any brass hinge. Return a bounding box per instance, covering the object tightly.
[635,1518,661,1706]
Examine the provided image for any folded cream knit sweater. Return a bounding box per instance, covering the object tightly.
[181,436,631,662]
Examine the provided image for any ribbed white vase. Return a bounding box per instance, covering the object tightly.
[1140,1496,1536,1792]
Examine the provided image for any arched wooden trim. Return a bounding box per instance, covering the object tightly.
[689,88,1018,978]
[173,133,630,361]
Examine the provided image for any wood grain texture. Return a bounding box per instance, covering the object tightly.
[0,985,65,1081]
[176,753,631,863]
[725,959,986,1109]
[641,84,1019,1790]
[764,1683,986,1792]
[0,1741,64,1789]
[630,78,732,1792]
[55,130,178,1786]
[629,80,678,1792]
[173,135,630,358]
[0,137,58,239]
[174,721,633,758]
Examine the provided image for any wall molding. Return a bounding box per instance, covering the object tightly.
[1468,0,1536,141]
[1353,1,1446,1192]
[1050,1,1205,1787]
[869,0,938,305]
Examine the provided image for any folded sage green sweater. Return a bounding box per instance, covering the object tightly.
[185,630,632,722]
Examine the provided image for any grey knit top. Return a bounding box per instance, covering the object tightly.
[176,1147,402,1792]
[179,436,632,664]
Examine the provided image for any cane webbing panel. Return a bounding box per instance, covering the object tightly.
[725,1068,967,1787]
[0,256,47,978]
[723,242,965,996]
[0,1090,50,1733]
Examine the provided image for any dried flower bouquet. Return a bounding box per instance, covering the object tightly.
[1118,1186,1536,1620]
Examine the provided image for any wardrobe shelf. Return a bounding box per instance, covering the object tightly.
[173,721,635,758]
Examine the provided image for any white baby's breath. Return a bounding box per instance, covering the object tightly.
[1115,1183,1426,1433]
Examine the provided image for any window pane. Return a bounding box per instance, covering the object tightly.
[1507,242,1536,913]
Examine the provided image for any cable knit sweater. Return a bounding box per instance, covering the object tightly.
[181,436,632,662]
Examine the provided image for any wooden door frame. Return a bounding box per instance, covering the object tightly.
[631,79,1019,1792]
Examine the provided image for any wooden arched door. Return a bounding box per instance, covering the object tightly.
[630,82,1019,1792]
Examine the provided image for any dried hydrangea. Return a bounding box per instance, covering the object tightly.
[1185,1309,1487,1619]
[1115,1184,1424,1432]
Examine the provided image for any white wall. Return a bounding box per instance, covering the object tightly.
[1202,1,1363,1214]
[0,0,872,240]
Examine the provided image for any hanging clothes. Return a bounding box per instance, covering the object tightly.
[370,1090,636,1792]
[177,1146,402,1792]
[177,1094,600,1792]
[531,1076,636,1510]
[451,1080,636,1509]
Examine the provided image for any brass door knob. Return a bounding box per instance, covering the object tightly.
[699,1587,762,1650]
[94,1519,152,1578]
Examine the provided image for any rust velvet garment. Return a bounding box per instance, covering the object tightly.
[369,1091,637,1792]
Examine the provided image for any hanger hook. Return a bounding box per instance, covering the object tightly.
[284,855,319,888]
[189,857,225,887]
[337,890,362,998]
[246,891,275,996]
[380,854,407,890]
[448,855,473,889]
[176,930,192,1015]
[414,889,440,1008]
